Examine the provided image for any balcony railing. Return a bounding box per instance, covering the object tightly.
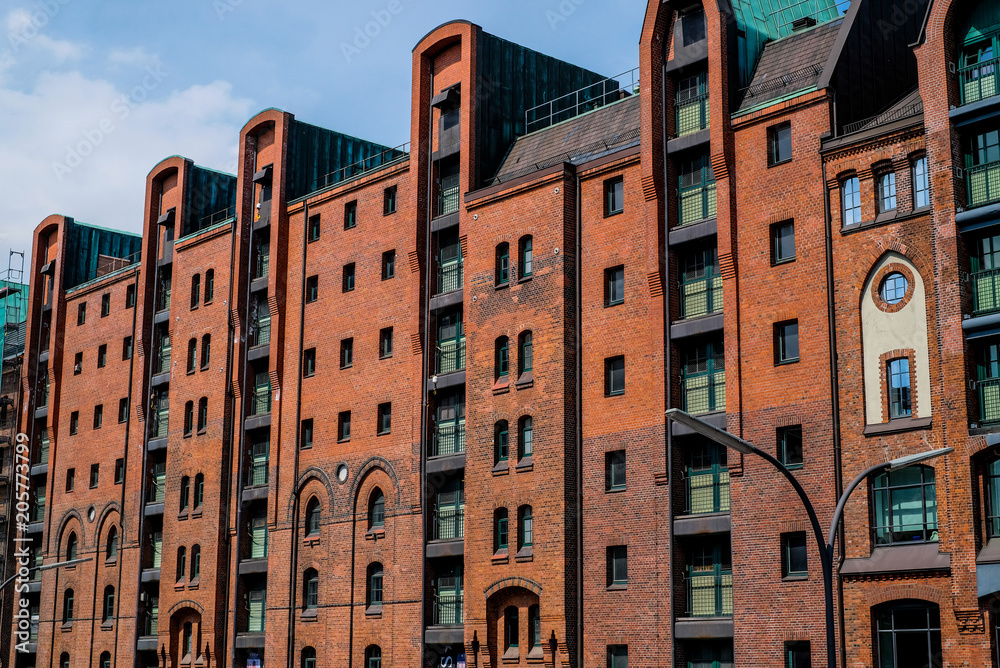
[156,285,171,312]
[254,246,270,280]
[251,383,271,416]
[150,408,169,439]
[685,470,730,515]
[436,339,466,375]
[432,508,465,541]
[36,377,49,408]
[973,268,1000,316]
[679,182,717,225]
[142,609,158,637]
[438,178,460,217]
[682,371,725,414]
[436,261,463,296]
[432,593,463,625]
[967,161,1000,210]
[430,423,466,458]
[979,377,1000,425]
[676,93,709,137]
[959,57,999,106]
[28,615,38,642]
[247,457,269,488]
[147,478,165,504]
[680,271,723,319]
[686,571,733,617]
[250,318,271,349]
[30,499,44,523]
[155,342,171,374]
[34,435,49,466]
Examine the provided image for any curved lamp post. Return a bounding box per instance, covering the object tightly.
[666,408,952,668]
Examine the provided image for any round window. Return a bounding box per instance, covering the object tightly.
[336,464,349,484]
[880,272,909,305]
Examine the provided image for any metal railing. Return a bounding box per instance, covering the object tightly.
[430,423,466,458]
[686,571,733,617]
[842,100,923,135]
[967,161,1000,209]
[33,434,48,466]
[678,182,717,225]
[247,457,269,488]
[676,93,709,137]
[979,377,1000,425]
[436,339,466,375]
[36,377,48,408]
[155,342,171,374]
[30,498,44,522]
[959,57,999,106]
[685,470,730,515]
[972,268,1000,316]
[157,284,171,312]
[432,593,463,626]
[150,408,169,439]
[250,318,271,348]
[251,383,271,416]
[254,245,270,280]
[525,68,640,134]
[200,206,236,228]
[437,179,460,217]
[432,508,465,541]
[682,371,725,414]
[436,261,463,296]
[311,142,410,192]
[680,271,723,319]
[142,609,158,637]
[147,478,166,504]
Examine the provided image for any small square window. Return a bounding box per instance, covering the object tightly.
[303,348,316,378]
[344,201,358,229]
[605,450,626,491]
[785,641,811,668]
[125,284,136,309]
[94,404,103,430]
[607,645,628,668]
[775,320,799,364]
[118,398,129,424]
[377,402,392,435]
[382,250,396,280]
[74,352,83,375]
[604,177,624,216]
[114,458,124,484]
[100,294,110,317]
[301,419,314,450]
[340,338,354,369]
[343,264,356,292]
[605,266,625,306]
[379,327,393,359]
[97,344,107,369]
[70,411,79,435]
[771,221,795,264]
[122,336,133,361]
[782,531,808,578]
[306,276,319,303]
[777,425,803,468]
[338,411,351,442]
[90,464,99,489]
[607,545,627,586]
[77,302,86,325]
[66,468,75,492]
[384,185,397,215]
[605,356,625,396]
[768,122,792,166]
[308,214,320,242]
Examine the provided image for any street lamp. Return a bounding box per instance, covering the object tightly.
[665,408,952,668]
[0,557,93,590]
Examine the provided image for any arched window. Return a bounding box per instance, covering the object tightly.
[62,588,74,623]
[190,273,200,309]
[367,562,384,607]
[528,604,541,650]
[302,647,317,668]
[518,331,533,377]
[874,600,941,667]
[184,401,194,436]
[66,532,77,561]
[519,235,533,279]
[182,621,193,657]
[205,269,215,303]
[305,497,321,536]
[494,420,509,464]
[102,585,115,622]
[518,505,533,550]
[101,651,112,668]
[495,336,510,381]
[197,397,208,432]
[369,488,385,529]
[519,416,533,460]
[494,508,509,552]
[176,546,186,582]
[191,544,201,580]
[201,334,211,369]
[365,645,382,668]
[180,476,190,512]
[912,155,930,208]
[60,653,70,668]
[187,338,197,373]
[842,175,862,226]
[106,526,118,561]
[195,473,204,508]
[872,466,937,545]
[496,242,510,285]
[504,606,519,651]
[304,568,319,610]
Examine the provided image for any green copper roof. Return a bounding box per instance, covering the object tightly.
[960,2,1000,45]
[64,221,142,290]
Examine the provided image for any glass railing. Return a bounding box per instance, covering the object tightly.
[436,338,466,374]
[679,182,717,225]
[436,261,463,295]
[432,593,463,625]
[430,422,466,457]
[959,57,999,106]
[432,508,465,541]
[979,377,1000,424]
[686,571,733,617]
[682,371,725,414]
[680,271,723,319]
[31,498,44,523]
[685,470,730,515]
[676,93,709,137]
[29,615,38,642]
[967,161,1000,209]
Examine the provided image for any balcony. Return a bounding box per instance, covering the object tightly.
[680,270,722,320]
[435,261,463,297]
[437,177,460,218]
[676,93,709,137]
[430,423,466,458]
[968,161,1000,210]
[250,318,271,349]
[149,409,169,440]
[156,284,171,313]
[436,338,466,375]
[254,245,270,280]
[432,592,463,626]
[679,182,717,226]
[246,457,269,488]
[972,269,1000,316]
[960,58,999,107]
[155,343,171,375]
[686,570,733,617]
[685,470,730,515]
[250,383,271,417]
[978,377,1000,425]
[682,370,725,414]
[431,508,465,541]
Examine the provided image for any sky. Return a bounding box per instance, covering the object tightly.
[0,0,642,276]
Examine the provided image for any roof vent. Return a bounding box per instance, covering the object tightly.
[791,16,817,31]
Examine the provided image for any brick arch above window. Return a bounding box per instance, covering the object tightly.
[866,587,944,608]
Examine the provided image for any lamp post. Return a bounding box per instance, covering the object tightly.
[0,557,93,590]
[665,408,952,668]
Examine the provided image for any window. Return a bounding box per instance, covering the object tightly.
[106,527,118,561]
[77,302,86,325]
[182,622,193,657]
[768,122,792,165]
[126,283,136,308]
[505,606,519,651]
[607,545,627,586]
[913,156,929,208]
[114,458,124,484]
[304,568,319,609]
[118,397,129,423]
[606,265,625,306]
[305,275,319,303]
[874,601,941,668]
[519,235,533,279]
[303,348,316,377]
[176,546,187,582]
[100,293,111,317]
[184,401,194,436]
[345,200,358,229]
[308,214,321,242]
[842,176,862,226]
[74,351,83,375]
[302,648,317,668]
[496,243,510,285]
[63,589,74,623]
[187,338,197,373]
[123,336,133,360]
[379,327,393,358]
[777,425,803,468]
[519,331,533,377]
[495,420,509,464]
[878,171,897,212]
[606,356,625,396]
[775,320,799,364]
[195,473,204,507]
[606,450,626,491]
[338,410,351,442]
[772,221,795,264]
[785,641,811,668]
[89,464,99,489]
[366,646,382,668]
[384,185,397,215]
[872,466,937,545]
[370,489,385,528]
[197,397,207,432]
[495,508,509,551]
[102,585,115,622]
[70,411,79,435]
[679,153,716,224]
[201,334,211,369]
[607,645,628,668]
[880,272,909,305]
[305,497,320,536]
[519,416,533,460]
[94,404,103,430]
[887,358,911,418]
[66,532,77,559]
[205,269,214,303]
[343,263,356,292]
[518,505,533,549]
[367,563,383,606]
[191,273,201,309]
[180,476,190,512]
[378,402,392,435]
[782,532,807,578]
[66,468,75,492]
[340,338,353,368]
[496,336,510,381]
[190,544,200,580]
[382,250,396,280]
[301,419,314,450]
[605,176,624,216]
[987,458,1000,538]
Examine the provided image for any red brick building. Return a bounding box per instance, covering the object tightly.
[7,0,1000,666]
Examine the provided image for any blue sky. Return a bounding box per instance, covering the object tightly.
[0,0,642,271]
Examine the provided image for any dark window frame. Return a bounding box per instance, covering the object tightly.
[771,220,795,265]
[604,176,625,216]
[768,121,793,166]
[774,320,800,365]
[605,356,625,396]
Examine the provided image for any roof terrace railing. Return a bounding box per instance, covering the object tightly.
[525,67,640,135]
[200,206,236,228]
[310,142,410,193]
[842,100,923,136]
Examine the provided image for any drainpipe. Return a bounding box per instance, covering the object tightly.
[574,167,583,668]
[220,211,239,665]
[661,47,675,668]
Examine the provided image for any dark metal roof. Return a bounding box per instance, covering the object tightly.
[738,18,843,112]
[841,87,923,135]
[492,95,640,185]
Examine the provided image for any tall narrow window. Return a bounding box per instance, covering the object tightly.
[301,419,314,450]
[879,171,897,212]
[303,348,316,377]
[887,358,911,418]
[78,302,86,326]
[987,458,1000,538]
[606,450,626,491]
[66,532,77,560]
[304,568,319,610]
[775,320,799,364]
[190,544,200,580]
[518,505,533,549]
[180,476,190,512]
[345,201,358,229]
[74,351,83,375]
[606,356,625,396]
[101,587,115,624]
[176,546,186,582]
[496,243,510,286]
[607,545,627,586]
[771,221,795,264]
[606,265,625,306]
[519,416,533,460]
[340,339,353,368]
[339,411,351,441]
[382,250,396,280]
[768,122,792,165]
[125,284,136,308]
[496,336,509,381]
[377,402,392,435]
[184,401,194,436]
[97,344,107,368]
[384,185,397,215]
[106,527,118,561]
[842,176,862,226]
[118,397,129,423]
[70,411,79,435]
[518,331,533,378]
[306,498,321,536]
[367,563,383,606]
[913,156,929,208]
[205,269,214,303]
[369,489,385,528]
[306,275,318,303]
[197,397,208,432]
[190,274,201,309]
[343,263,356,292]
[63,589,74,623]
[308,214,321,242]
[90,464,99,488]
[201,334,211,369]
[505,606,519,651]
[379,327,393,358]
[302,648,317,668]
[101,293,111,317]
[94,404,103,429]
[494,420,509,464]
[366,646,382,668]
[605,176,624,216]
[123,335,133,360]
[182,622,193,657]
[195,473,204,508]
[495,508,509,551]
[781,532,808,578]
[777,425,803,468]
[187,338,197,373]
[519,235,533,279]
[529,605,541,651]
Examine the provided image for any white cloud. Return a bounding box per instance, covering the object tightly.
[5,8,85,64]
[106,46,158,68]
